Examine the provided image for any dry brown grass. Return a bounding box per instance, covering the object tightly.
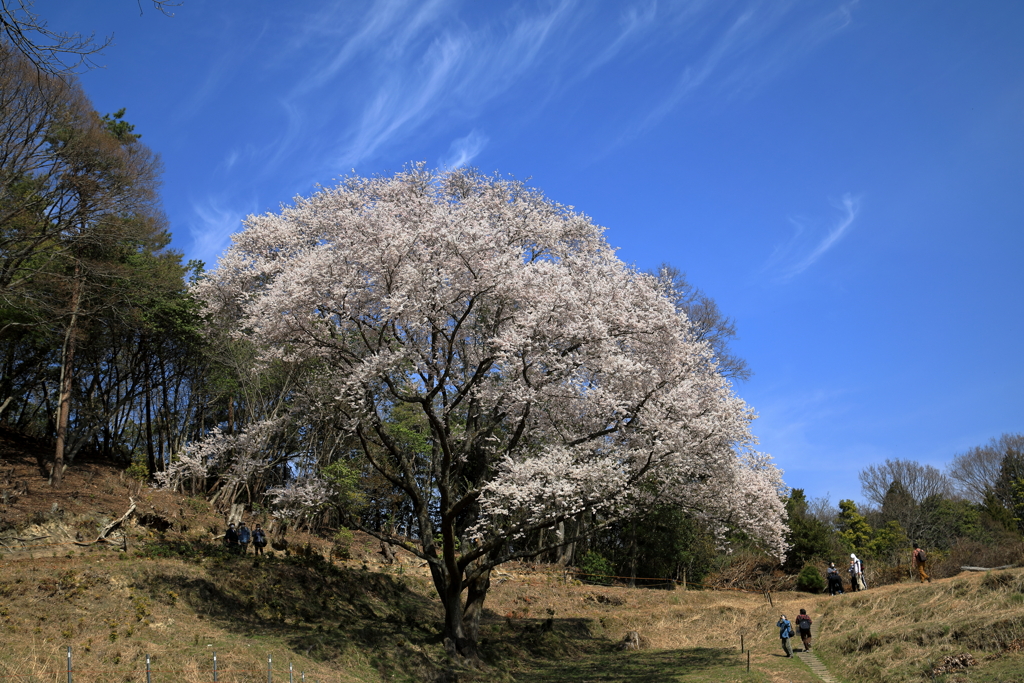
[4,438,1024,682]
[485,572,784,652]
[806,568,1024,682]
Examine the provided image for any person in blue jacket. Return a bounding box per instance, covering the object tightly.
[777,614,794,658]
[237,521,252,555]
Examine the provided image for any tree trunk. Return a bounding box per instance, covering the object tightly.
[627,520,637,588]
[53,272,82,488]
[428,561,480,663]
[144,345,156,478]
[463,564,492,645]
[555,519,575,566]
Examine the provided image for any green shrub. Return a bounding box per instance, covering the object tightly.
[125,461,149,482]
[577,551,615,586]
[796,564,826,593]
[332,529,354,560]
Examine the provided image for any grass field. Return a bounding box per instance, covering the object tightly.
[1,451,1023,682]
[3,532,1022,682]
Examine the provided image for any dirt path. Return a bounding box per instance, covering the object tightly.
[795,650,838,682]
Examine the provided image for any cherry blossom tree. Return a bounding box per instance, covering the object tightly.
[197,166,788,659]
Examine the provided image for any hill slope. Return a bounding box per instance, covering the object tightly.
[3,439,1024,682]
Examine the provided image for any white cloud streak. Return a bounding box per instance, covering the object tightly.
[609,0,857,150]
[188,197,253,269]
[184,1,858,265]
[440,129,489,169]
[765,193,861,280]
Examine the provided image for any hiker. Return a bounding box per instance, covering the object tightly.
[237,521,252,555]
[224,523,239,551]
[826,562,844,596]
[252,523,267,556]
[849,554,865,591]
[777,614,794,658]
[795,608,812,652]
[912,543,931,583]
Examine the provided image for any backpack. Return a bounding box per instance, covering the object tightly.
[797,615,811,631]
[917,548,927,563]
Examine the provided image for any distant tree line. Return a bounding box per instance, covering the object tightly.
[781,434,1024,584]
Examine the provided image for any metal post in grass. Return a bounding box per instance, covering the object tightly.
[213,652,218,683]
[741,635,744,653]
[747,650,750,672]
[268,654,273,683]
[146,654,152,683]
[289,662,294,683]
[66,646,72,683]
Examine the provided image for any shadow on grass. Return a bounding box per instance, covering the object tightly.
[517,647,742,682]
[136,548,445,680]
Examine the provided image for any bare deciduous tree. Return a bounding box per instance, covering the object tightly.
[652,264,751,381]
[948,433,1024,503]
[859,458,953,508]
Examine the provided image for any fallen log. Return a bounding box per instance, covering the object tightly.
[73,497,136,546]
[960,564,1018,572]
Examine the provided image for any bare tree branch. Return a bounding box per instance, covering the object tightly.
[0,0,178,76]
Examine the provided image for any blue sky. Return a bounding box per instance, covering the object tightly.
[49,0,1024,508]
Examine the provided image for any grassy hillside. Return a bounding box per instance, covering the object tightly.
[809,569,1024,682]
[2,438,1023,682]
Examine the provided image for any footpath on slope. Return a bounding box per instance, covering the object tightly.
[795,649,839,683]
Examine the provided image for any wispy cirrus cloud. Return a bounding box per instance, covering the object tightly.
[579,2,658,77]
[764,193,861,280]
[188,196,256,269]
[335,32,469,169]
[717,0,856,98]
[440,129,489,169]
[610,1,857,150]
[261,0,574,176]
[188,0,860,264]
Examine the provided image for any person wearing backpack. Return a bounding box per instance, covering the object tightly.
[826,562,844,596]
[913,543,931,583]
[777,614,794,658]
[252,523,267,557]
[237,521,252,555]
[848,556,860,592]
[795,608,812,652]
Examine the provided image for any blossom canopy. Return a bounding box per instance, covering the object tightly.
[198,164,788,561]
